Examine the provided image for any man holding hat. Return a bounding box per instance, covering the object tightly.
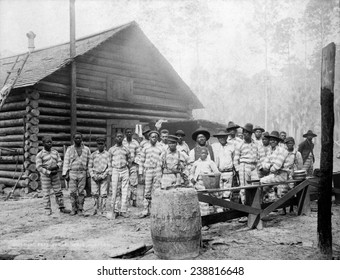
[89,137,111,216]
[189,129,215,163]
[123,128,141,207]
[226,121,242,147]
[211,129,235,199]
[175,129,190,155]
[234,123,265,209]
[138,130,163,218]
[253,125,265,147]
[36,135,70,215]
[298,130,317,176]
[160,135,189,189]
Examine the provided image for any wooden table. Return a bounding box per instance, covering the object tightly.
[197,177,320,229]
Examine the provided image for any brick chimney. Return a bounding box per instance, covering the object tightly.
[26,31,36,52]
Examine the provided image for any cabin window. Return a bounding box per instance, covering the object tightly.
[106,75,133,101]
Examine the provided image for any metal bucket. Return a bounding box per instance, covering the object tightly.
[201,173,221,189]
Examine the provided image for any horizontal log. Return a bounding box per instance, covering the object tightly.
[0,118,24,128]
[0,141,24,148]
[0,164,24,171]
[38,98,69,109]
[0,177,28,187]
[39,106,70,116]
[1,101,27,112]
[0,155,24,163]
[25,99,38,109]
[0,148,24,155]
[0,126,25,135]
[28,117,39,125]
[0,110,27,121]
[38,133,105,140]
[5,94,26,103]
[0,170,23,179]
[39,124,106,134]
[0,134,24,142]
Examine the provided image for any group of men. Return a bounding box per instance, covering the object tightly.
[35,121,317,220]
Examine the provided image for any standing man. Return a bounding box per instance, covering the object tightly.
[159,129,169,152]
[279,131,287,149]
[138,131,163,218]
[253,125,264,147]
[89,137,111,216]
[211,130,235,200]
[298,130,317,176]
[108,131,131,219]
[123,128,140,207]
[285,136,303,176]
[262,132,271,156]
[62,132,91,216]
[36,136,70,215]
[226,121,242,147]
[234,123,265,211]
[160,135,189,189]
[189,129,214,163]
[175,129,190,155]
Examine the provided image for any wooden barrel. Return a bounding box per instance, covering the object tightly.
[150,188,201,259]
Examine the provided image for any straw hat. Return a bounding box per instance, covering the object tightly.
[253,125,265,132]
[192,129,210,141]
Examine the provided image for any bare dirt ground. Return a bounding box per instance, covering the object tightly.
[0,189,339,260]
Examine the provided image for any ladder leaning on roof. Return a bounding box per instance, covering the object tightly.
[0,52,30,110]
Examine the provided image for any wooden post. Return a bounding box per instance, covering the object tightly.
[318,42,335,257]
[70,0,77,140]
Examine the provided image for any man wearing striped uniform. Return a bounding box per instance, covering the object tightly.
[160,135,189,189]
[62,132,91,216]
[260,131,290,201]
[108,131,131,219]
[226,121,243,148]
[123,128,140,207]
[234,123,265,208]
[175,130,190,155]
[36,136,70,215]
[138,131,163,218]
[89,137,111,216]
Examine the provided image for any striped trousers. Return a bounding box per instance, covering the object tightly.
[143,168,161,211]
[302,154,314,176]
[238,163,258,204]
[220,171,233,199]
[128,164,138,201]
[69,171,87,211]
[111,168,130,213]
[40,173,64,210]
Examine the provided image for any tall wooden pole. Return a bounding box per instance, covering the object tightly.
[318,42,335,257]
[70,0,77,140]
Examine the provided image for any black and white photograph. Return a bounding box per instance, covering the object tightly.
[0,0,339,277]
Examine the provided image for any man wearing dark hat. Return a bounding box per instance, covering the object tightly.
[36,135,70,215]
[63,132,91,216]
[175,130,190,155]
[260,131,290,201]
[211,129,235,199]
[160,135,189,189]
[89,137,111,216]
[138,130,163,218]
[189,129,215,163]
[298,130,317,176]
[226,121,242,147]
[123,128,141,207]
[262,132,271,156]
[253,125,265,147]
[235,123,265,210]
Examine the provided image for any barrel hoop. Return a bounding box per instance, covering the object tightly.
[152,232,201,242]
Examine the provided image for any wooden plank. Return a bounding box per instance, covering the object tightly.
[260,180,310,219]
[246,188,263,229]
[298,186,311,216]
[201,210,246,227]
[197,193,262,215]
[318,42,335,256]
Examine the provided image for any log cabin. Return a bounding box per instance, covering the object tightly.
[0,21,203,192]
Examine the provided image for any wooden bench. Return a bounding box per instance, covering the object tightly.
[197,177,320,229]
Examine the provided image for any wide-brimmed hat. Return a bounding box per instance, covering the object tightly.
[226,121,240,131]
[284,136,295,144]
[242,123,254,133]
[175,130,185,136]
[192,129,210,141]
[253,125,265,133]
[262,132,269,138]
[303,130,317,138]
[142,125,151,135]
[167,135,179,143]
[148,130,160,137]
[267,131,282,141]
[213,129,229,137]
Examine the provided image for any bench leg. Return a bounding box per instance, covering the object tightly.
[297,185,311,216]
[246,187,263,229]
